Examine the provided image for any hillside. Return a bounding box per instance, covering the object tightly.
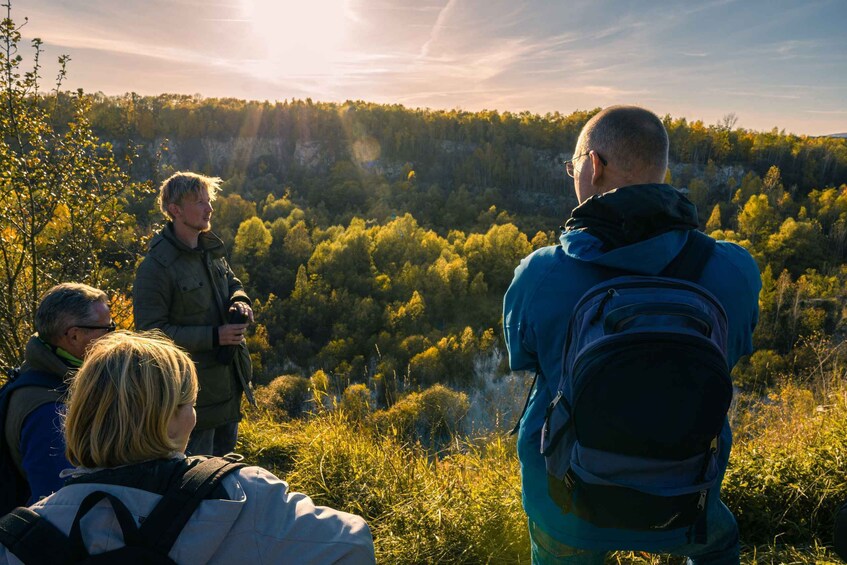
[4,24,847,560]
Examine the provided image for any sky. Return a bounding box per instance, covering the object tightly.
[16,0,847,137]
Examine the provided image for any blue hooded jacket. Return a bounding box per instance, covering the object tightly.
[503,184,760,551]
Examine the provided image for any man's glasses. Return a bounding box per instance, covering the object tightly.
[564,151,607,178]
[72,320,117,333]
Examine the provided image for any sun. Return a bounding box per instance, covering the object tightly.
[242,0,352,77]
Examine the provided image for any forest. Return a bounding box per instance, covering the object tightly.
[3,6,847,561]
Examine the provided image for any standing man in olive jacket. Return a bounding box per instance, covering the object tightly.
[133,172,255,456]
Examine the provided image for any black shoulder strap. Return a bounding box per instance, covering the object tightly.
[509,367,540,436]
[68,490,145,562]
[1,369,65,397]
[0,455,245,563]
[139,454,246,554]
[660,230,716,282]
[0,506,75,564]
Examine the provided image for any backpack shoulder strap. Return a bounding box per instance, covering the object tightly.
[139,454,246,554]
[67,490,145,562]
[0,506,75,564]
[660,230,716,282]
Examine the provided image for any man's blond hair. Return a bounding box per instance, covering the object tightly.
[64,330,198,468]
[158,171,222,220]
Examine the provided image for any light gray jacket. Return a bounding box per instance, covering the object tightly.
[0,465,375,564]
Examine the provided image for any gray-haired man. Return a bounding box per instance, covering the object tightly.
[3,282,113,506]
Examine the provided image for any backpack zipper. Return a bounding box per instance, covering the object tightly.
[589,289,618,323]
[574,278,726,321]
[697,489,707,511]
[540,391,562,452]
[610,311,711,335]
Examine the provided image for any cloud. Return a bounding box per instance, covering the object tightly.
[709,89,803,100]
[419,0,460,58]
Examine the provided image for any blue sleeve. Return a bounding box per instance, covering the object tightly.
[19,402,70,503]
[716,241,762,366]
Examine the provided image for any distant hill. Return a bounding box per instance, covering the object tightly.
[827,132,847,138]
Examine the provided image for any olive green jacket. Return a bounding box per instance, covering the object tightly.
[133,224,254,430]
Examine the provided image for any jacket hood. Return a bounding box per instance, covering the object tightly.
[560,183,697,275]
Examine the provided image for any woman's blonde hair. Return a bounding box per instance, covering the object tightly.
[65,330,198,468]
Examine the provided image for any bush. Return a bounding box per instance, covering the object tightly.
[372,384,469,449]
[310,369,330,411]
[732,349,787,391]
[340,383,372,422]
[254,375,311,419]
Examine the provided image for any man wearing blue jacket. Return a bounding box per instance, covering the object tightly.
[503,106,760,563]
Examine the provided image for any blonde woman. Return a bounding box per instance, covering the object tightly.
[0,331,375,564]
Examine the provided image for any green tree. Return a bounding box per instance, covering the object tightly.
[234,216,273,261]
[0,5,148,366]
[737,194,779,245]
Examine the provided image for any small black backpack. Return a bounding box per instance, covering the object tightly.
[0,454,245,564]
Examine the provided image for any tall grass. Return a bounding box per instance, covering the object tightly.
[237,371,847,563]
[239,410,529,563]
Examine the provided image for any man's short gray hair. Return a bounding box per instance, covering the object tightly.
[576,106,669,181]
[36,283,109,344]
[158,171,222,220]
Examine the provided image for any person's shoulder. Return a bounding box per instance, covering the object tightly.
[230,465,374,552]
[513,244,565,280]
[139,232,180,270]
[711,240,761,288]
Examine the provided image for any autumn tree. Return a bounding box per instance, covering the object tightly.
[0,4,148,367]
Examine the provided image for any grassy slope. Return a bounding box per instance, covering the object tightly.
[236,381,847,564]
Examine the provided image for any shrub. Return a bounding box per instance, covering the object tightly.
[340,383,372,422]
[254,375,311,419]
[732,349,787,391]
[372,384,469,449]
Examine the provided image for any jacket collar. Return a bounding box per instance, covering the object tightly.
[148,223,227,266]
[20,335,78,379]
[563,184,698,252]
[560,184,699,276]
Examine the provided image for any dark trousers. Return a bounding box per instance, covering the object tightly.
[186,421,239,456]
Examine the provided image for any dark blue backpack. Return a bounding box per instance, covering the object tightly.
[541,231,731,540]
[0,368,66,516]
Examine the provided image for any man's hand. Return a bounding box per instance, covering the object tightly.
[232,302,254,323]
[219,322,248,345]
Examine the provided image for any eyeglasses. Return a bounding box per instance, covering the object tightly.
[71,320,117,333]
[564,151,608,178]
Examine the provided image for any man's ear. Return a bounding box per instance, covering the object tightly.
[589,151,605,187]
[56,326,78,352]
[167,201,181,219]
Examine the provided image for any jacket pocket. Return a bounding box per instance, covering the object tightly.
[177,277,209,316]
